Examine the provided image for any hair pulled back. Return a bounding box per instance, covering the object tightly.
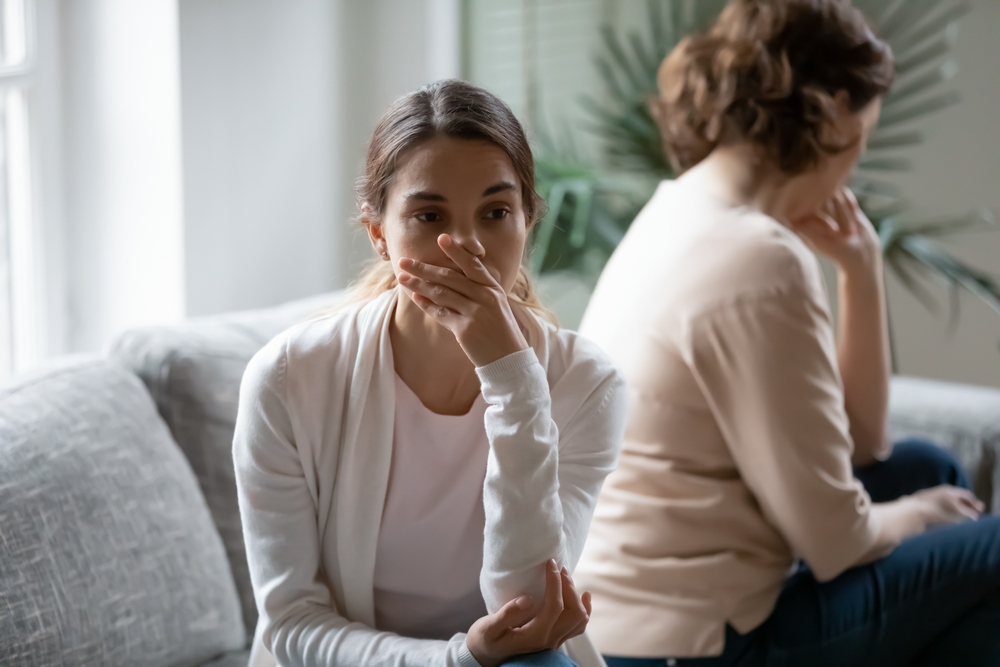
[656,0,894,174]
[350,79,548,314]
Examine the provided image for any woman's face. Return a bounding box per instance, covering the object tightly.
[791,95,882,221]
[367,135,529,295]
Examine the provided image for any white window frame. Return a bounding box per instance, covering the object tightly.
[0,0,41,381]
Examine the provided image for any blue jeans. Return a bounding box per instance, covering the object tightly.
[605,439,1000,667]
[503,650,578,666]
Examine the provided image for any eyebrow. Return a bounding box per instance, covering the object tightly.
[482,181,517,197]
[402,181,518,203]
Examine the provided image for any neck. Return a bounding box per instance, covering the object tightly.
[685,143,816,225]
[390,292,481,415]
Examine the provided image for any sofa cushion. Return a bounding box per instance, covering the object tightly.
[108,291,344,635]
[889,375,1000,512]
[0,358,245,667]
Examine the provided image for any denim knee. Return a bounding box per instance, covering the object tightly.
[502,650,579,667]
[892,438,969,489]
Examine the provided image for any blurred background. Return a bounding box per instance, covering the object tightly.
[1,0,998,387]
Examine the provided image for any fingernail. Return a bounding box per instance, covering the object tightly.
[515,595,532,609]
[548,559,558,570]
[561,567,569,576]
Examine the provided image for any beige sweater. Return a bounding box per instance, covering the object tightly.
[575,177,890,658]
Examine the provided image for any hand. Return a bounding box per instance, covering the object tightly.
[910,485,984,528]
[397,234,529,367]
[466,560,592,667]
[793,188,882,277]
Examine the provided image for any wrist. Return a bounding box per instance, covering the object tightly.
[900,494,931,533]
[837,255,883,293]
[464,638,498,667]
[837,244,883,280]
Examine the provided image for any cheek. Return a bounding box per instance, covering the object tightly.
[488,218,529,291]
[384,221,443,263]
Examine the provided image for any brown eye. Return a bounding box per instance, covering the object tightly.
[416,212,442,223]
[485,208,509,220]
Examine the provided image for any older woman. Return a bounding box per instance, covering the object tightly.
[575,1,1000,666]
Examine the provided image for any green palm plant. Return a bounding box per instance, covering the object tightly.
[532,0,1000,326]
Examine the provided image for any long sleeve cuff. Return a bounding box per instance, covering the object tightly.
[458,642,484,667]
[475,347,540,385]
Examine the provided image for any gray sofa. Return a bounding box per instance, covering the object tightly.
[2,291,999,666]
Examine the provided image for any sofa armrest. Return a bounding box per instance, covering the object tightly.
[889,375,1000,512]
[107,290,346,637]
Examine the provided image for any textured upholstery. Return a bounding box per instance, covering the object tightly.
[889,375,1000,512]
[108,292,344,635]
[201,650,251,667]
[0,358,245,667]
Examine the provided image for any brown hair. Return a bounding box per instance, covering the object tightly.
[655,0,894,174]
[348,79,549,318]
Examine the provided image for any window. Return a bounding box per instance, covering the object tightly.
[0,0,35,380]
[463,0,607,155]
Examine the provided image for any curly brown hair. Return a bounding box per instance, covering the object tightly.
[655,0,894,175]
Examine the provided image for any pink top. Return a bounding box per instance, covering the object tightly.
[373,374,490,640]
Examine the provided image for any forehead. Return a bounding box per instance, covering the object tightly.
[391,136,520,196]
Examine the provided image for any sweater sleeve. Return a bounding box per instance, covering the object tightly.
[687,287,881,582]
[476,347,627,612]
[233,340,482,667]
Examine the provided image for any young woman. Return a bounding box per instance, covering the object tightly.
[233,80,626,667]
[575,1,1000,666]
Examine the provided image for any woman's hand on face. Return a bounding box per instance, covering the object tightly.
[793,188,882,277]
[466,560,592,667]
[910,485,984,529]
[397,234,529,367]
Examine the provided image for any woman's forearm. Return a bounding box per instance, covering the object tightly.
[837,259,892,466]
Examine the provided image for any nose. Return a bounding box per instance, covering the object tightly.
[449,224,486,259]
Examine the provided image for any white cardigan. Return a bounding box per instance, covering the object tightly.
[233,289,627,667]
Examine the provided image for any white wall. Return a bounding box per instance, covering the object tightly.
[177,0,339,317]
[60,0,185,352]
[178,0,459,317]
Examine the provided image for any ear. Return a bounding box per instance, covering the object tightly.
[361,203,390,261]
[832,89,852,117]
[828,90,863,149]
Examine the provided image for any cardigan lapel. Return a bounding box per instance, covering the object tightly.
[334,290,397,628]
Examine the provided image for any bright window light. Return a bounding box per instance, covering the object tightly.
[0,0,32,380]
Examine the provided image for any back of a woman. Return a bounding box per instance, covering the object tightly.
[576,1,1000,665]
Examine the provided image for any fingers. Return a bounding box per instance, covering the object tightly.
[518,560,564,636]
[538,559,565,620]
[482,595,535,642]
[560,568,588,619]
[404,286,463,330]
[552,570,590,647]
[801,212,840,236]
[398,257,483,301]
[582,590,592,617]
[952,488,985,518]
[397,271,472,315]
[439,234,501,287]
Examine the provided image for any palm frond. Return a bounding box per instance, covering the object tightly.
[865,129,925,151]
[532,0,1000,347]
[877,91,961,126]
